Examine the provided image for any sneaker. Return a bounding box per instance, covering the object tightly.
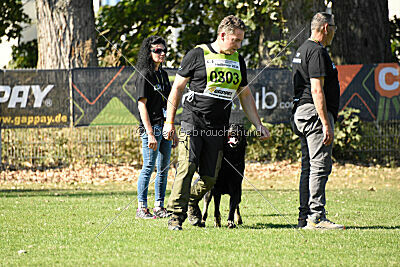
[136,208,155,219]
[187,204,205,227]
[168,217,183,230]
[153,207,171,218]
[304,217,344,230]
[297,218,307,228]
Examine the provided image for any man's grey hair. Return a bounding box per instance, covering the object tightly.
[311,12,334,31]
[218,15,246,35]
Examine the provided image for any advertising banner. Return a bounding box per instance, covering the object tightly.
[71,63,400,126]
[230,69,293,124]
[0,70,70,128]
[2,63,399,128]
[71,67,294,126]
[338,63,400,121]
[72,67,139,127]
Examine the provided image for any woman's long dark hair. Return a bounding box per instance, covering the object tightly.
[135,35,167,76]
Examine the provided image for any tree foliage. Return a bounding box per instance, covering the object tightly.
[8,39,38,69]
[390,15,400,62]
[7,0,398,70]
[96,0,181,67]
[0,0,30,43]
[96,0,289,68]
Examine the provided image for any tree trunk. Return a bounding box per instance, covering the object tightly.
[282,0,326,54]
[36,0,97,69]
[257,25,273,68]
[331,0,392,64]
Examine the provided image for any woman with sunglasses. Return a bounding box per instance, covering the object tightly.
[135,36,177,219]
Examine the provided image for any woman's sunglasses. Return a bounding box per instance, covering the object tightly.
[151,48,167,54]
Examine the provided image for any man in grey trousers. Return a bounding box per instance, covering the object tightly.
[291,12,344,229]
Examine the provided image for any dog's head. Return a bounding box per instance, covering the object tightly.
[226,124,246,148]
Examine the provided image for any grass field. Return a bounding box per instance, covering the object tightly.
[1,162,400,266]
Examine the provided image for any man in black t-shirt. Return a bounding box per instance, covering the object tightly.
[163,15,270,230]
[178,44,248,129]
[291,12,343,230]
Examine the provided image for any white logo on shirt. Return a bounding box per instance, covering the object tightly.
[205,59,240,70]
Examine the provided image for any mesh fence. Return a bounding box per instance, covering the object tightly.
[1,121,399,169]
[356,121,400,164]
[1,126,143,169]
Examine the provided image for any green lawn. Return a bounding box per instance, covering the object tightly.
[1,182,399,266]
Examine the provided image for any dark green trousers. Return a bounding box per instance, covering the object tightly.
[167,132,223,221]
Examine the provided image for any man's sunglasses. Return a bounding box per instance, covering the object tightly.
[328,24,337,31]
[151,48,167,54]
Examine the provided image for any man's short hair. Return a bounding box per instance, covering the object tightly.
[218,15,246,35]
[311,12,334,31]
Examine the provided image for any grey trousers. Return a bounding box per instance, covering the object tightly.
[291,103,334,220]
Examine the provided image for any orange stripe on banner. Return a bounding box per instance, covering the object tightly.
[341,92,376,120]
[337,64,363,96]
[72,66,125,105]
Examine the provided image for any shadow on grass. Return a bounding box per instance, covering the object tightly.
[240,224,400,230]
[0,189,137,198]
[345,225,400,230]
[244,213,296,217]
[240,223,295,229]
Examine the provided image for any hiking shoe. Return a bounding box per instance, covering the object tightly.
[153,207,171,218]
[188,204,205,227]
[297,218,307,228]
[168,217,183,231]
[136,208,155,219]
[304,217,344,230]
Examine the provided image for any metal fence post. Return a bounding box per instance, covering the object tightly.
[69,68,74,166]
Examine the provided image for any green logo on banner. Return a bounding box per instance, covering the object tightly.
[90,97,139,126]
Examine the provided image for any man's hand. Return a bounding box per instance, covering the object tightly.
[322,124,334,146]
[163,123,175,141]
[257,124,271,140]
[172,131,179,148]
[147,133,158,151]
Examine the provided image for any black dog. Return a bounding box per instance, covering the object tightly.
[201,124,247,228]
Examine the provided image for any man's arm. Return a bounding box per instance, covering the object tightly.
[310,77,333,146]
[163,74,190,140]
[237,86,270,140]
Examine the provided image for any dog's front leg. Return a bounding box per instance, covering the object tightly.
[213,193,222,227]
[235,205,243,225]
[202,189,213,224]
[227,196,239,228]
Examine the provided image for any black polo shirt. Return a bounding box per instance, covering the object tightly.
[292,39,340,120]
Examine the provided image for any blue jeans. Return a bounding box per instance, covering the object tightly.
[137,124,172,208]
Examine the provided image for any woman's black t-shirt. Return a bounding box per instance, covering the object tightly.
[135,68,171,126]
